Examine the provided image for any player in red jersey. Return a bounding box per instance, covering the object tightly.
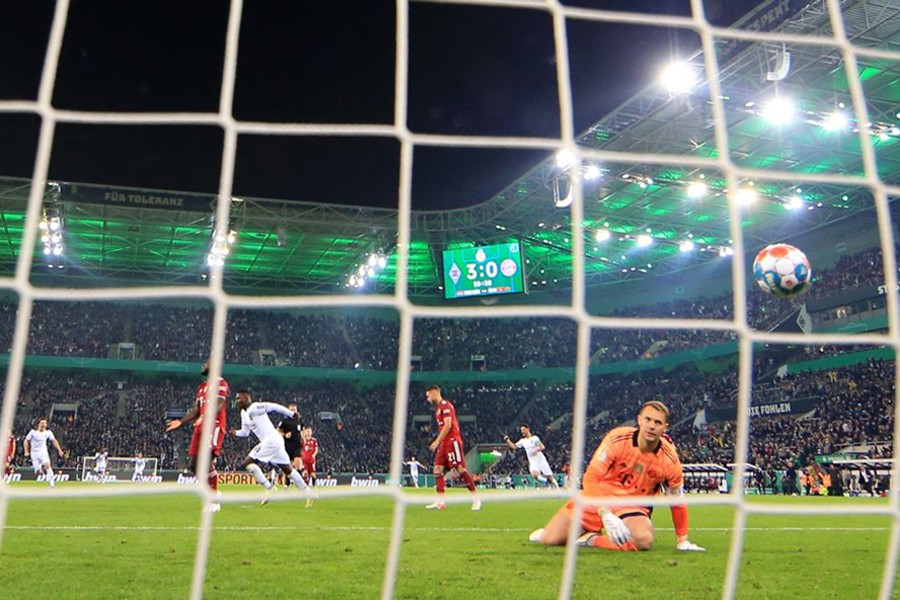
[4,430,14,475]
[424,384,481,511]
[165,359,230,512]
[530,400,704,551]
[300,426,319,480]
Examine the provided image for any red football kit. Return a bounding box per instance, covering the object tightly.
[188,376,230,458]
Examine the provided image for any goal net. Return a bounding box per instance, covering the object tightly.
[80,456,159,483]
[1,0,899,599]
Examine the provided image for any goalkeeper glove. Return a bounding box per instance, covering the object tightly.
[599,509,632,546]
[676,540,706,552]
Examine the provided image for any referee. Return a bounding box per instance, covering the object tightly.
[278,403,304,484]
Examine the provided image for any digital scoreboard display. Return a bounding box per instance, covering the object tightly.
[442,241,526,299]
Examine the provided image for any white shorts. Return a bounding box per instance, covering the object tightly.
[248,434,291,466]
[528,455,553,477]
[31,452,50,472]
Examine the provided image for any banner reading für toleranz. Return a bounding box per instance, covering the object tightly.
[62,183,214,212]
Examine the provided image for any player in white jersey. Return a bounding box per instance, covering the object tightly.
[93,449,108,477]
[230,389,316,506]
[505,424,560,492]
[132,452,147,482]
[23,418,64,488]
[405,456,426,488]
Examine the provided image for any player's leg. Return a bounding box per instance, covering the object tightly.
[620,514,654,550]
[276,461,316,506]
[244,450,274,490]
[448,439,478,496]
[426,457,447,509]
[274,444,312,494]
[580,510,651,551]
[286,456,303,488]
[541,464,561,491]
[206,427,225,495]
[534,504,581,545]
[42,459,56,488]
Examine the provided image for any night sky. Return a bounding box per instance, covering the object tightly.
[0,0,759,210]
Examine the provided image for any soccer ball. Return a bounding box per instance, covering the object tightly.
[752,243,811,298]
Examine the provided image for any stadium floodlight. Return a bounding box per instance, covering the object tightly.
[686,181,707,198]
[595,228,611,242]
[659,61,698,96]
[555,148,577,170]
[636,234,653,247]
[761,96,795,125]
[583,164,601,181]
[734,188,758,206]
[679,240,695,252]
[822,111,849,132]
[346,249,390,289]
[786,195,804,210]
[205,228,237,269]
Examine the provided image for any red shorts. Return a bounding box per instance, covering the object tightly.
[302,458,316,474]
[188,425,224,458]
[434,438,466,470]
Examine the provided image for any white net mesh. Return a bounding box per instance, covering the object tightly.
[1,0,900,598]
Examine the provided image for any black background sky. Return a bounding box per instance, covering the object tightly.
[0,0,759,210]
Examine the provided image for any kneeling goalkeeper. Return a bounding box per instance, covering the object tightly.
[531,400,705,552]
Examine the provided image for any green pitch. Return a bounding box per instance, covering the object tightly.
[0,485,894,599]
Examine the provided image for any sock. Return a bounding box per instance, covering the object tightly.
[435,474,446,495]
[247,463,272,488]
[590,535,639,552]
[46,466,55,487]
[208,469,219,492]
[310,476,317,487]
[288,469,311,493]
[460,471,476,492]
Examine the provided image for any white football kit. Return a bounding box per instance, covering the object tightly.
[133,458,146,480]
[516,435,554,477]
[25,429,55,472]
[94,452,108,472]
[235,402,296,466]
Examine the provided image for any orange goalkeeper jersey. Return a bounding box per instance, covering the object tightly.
[583,426,683,498]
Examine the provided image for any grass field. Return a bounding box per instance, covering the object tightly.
[0,485,895,599]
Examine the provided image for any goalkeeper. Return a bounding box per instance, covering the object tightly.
[530,400,705,552]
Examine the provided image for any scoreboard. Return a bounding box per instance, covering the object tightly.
[441,241,526,299]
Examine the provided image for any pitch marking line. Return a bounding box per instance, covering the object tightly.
[1,525,890,532]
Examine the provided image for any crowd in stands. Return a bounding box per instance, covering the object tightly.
[2,347,892,491]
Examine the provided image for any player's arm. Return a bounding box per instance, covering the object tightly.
[312,441,318,460]
[51,435,63,456]
[166,403,200,432]
[232,413,252,438]
[581,432,633,545]
[665,483,705,552]
[429,416,452,451]
[502,434,517,451]
[23,435,30,457]
[259,402,296,420]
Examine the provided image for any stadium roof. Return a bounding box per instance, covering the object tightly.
[2,0,899,299]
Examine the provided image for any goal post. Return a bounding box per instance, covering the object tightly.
[80,456,160,483]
